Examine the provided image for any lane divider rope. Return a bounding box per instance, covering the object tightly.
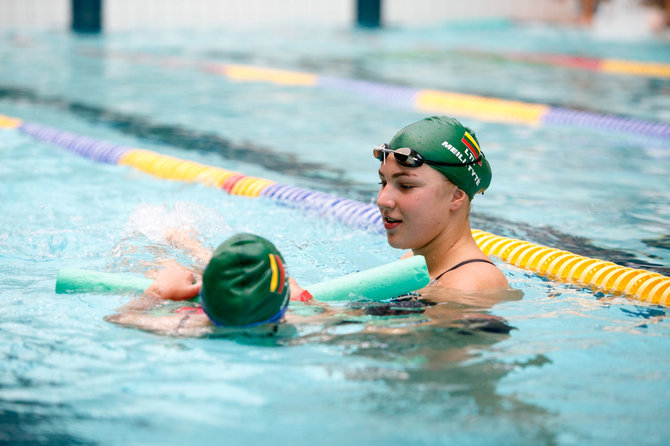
[90,50,670,140]
[206,60,670,139]
[458,48,670,78]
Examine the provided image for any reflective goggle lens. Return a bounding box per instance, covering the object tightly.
[373,144,424,167]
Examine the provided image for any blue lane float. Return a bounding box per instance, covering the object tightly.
[318,76,419,108]
[260,183,384,232]
[541,107,670,140]
[19,121,130,164]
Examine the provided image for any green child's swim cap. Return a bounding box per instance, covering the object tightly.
[200,233,290,327]
[388,116,492,200]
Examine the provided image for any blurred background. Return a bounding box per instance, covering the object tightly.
[0,0,583,31]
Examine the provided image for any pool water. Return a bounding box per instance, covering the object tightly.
[1,21,669,445]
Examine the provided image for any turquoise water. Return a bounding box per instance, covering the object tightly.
[1,21,669,445]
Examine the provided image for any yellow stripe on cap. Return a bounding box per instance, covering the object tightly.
[463,131,481,155]
[268,254,279,292]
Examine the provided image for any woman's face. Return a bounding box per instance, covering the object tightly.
[377,154,457,251]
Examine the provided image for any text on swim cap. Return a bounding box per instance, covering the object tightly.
[440,140,481,186]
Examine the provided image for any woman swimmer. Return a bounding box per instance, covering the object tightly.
[374,116,508,292]
[283,116,508,299]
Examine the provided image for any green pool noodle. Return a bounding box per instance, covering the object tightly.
[306,255,430,301]
[55,255,430,301]
[55,268,153,294]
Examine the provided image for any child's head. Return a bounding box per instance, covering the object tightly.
[199,233,290,327]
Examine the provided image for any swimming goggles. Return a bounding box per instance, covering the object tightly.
[373,143,482,167]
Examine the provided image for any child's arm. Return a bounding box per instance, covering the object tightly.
[144,264,201,301]
[112,265,201,315]
[164,229,212,267]
[104,311,212,337]
[106,264,209,336]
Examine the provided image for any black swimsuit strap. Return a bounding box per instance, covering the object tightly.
[431,258,496,284]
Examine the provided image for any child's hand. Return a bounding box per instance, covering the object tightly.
[146,265,201,301]
[289,277,313,302]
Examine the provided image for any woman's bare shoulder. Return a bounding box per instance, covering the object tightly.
[435,260,508,292]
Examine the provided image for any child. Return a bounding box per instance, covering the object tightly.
[105,233,309,337]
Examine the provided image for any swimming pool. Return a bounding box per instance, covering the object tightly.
[1,21,669,445]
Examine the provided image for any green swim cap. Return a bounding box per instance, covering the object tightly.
[388,116,492,200]
[200,233,290,327]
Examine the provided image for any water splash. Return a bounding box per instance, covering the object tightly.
[123,201,230,245]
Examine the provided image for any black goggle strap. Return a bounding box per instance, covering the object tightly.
[424,155,483,167]
[374,144,482,167]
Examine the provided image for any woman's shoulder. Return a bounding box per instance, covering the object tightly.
[434,257,508,292]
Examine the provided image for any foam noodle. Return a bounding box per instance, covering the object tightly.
[56,268,153,294]
[55,256,430,302]
[306,255,430,301]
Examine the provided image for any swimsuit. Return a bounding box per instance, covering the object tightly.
[351,259,497,315]
[428,258,496,286]
[349,294,435,316]
[174,306,205,314]
[347,258,512,333]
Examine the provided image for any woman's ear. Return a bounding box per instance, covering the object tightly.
[450,188,468,211]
